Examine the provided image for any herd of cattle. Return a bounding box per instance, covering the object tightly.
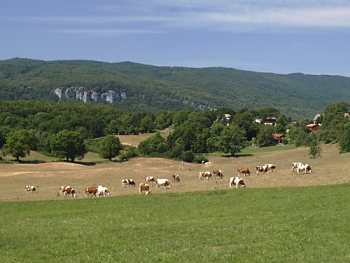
[24,161,312,197]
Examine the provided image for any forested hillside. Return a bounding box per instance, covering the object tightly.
[1,58,350,119]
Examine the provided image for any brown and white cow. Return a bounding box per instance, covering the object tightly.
[25,185,37,192]
[139,183,150,195]
[255,165,268,175]
[59,185,71,195]
[296,164,312,174]
[145,176,156,186]
[229,177,246,189]
[122,179,136,187]
[199,171,211,180]
[62,187,77,197]
[156,179,172,189]
[172,174,180,183]
[237,168,250,176]
[85,186,98,197]
[212,169,223,179]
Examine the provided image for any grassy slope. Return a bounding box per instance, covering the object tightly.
[1,184,350,262]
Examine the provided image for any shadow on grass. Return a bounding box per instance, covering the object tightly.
[221,153,254,158]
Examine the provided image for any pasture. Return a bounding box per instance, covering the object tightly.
[1,143,350,262]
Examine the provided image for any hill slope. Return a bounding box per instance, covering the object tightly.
[1,58,350,118]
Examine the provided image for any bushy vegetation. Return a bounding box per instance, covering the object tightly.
[1,100,350,162]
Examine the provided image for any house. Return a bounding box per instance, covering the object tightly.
[264,117,277,126]
[313,114,323,124]
[272,133,284,144]
[255,117,277,126]
[307,123,321,132]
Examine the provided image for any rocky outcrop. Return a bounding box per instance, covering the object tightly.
[53,87,126,104]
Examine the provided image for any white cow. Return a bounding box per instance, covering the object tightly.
[229,177,246,189]
[265,164,276,173]
[25,186,37,192]
[97,185,111,197]
[292,162,303,172]
[156,179,171,189]
[296,164,312,174]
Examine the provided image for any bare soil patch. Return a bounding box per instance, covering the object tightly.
[1,144,349,202]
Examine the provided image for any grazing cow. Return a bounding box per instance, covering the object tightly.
[139,183,150,195]
[172,174,180,183]
[292,162,303,172]
[85,186,98,197]
[199,171,211,180]
[62,187,77,197]
[212,170,224,179]
[237,168,250,176]
[59,185,71,195]
[122,179,136,187]
[156,179,172,189]
[296,164,312,174]
[255,165,268,175]
[97,185,111,197]
[145,176,156,186]
[265,164,276,172]
[25,186,37,192]
[229,177,246,189]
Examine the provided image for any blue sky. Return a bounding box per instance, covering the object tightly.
[1,0,350,76]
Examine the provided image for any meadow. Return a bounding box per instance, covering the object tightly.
[1,140,350,262]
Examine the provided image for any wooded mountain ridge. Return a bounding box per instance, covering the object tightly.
[1,58,350,119]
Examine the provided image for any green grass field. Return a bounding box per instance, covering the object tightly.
[2,141,350,262]
[1,184,350,262]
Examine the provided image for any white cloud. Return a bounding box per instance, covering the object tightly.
[2,1,350,36]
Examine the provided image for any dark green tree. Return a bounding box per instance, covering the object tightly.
[2,130,34,161]
[99,135,123,161]
[140,115,155,133]
[339,122,350,153]
[138,132,168,156]
[256,125,275,147]
[50,130,87,162]
[219,124,246,156]
[308,133,321,158]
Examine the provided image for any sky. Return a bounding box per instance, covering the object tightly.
[1,0,350,76]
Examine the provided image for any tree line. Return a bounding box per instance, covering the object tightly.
[1,100,349,162]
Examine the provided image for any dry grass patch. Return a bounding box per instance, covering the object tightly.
[1,143,349,202]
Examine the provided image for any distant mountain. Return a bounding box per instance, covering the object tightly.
[1,58,350,119]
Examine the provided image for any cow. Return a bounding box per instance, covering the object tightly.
[199,171,211,180]
[139,183,150,195]
[255,165,268,175]
[85,186,98,197]
[212,170,223,179]
[172,174,180,183]
[59,185,71,195]
[156,179,172,189]
[265,164,276,173]
[296,164,312,174]
[122,179,136,188]
[292,162,303,172]
[145,176,156,186]
[62,187,77,197]
[237,168,250,176]
[25,186,37,192]
[229,177,246,189]
[97,185,111,197]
